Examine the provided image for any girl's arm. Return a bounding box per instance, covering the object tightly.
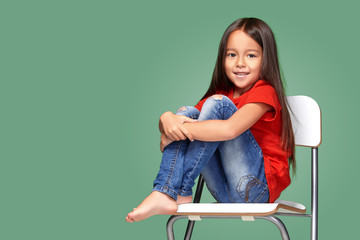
[159,111,197,141]
[183,103,271,141]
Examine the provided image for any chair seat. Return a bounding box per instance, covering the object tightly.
[175,200,306,216]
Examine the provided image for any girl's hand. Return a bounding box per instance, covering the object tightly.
[159,111,197,141]
[160,133,173,152]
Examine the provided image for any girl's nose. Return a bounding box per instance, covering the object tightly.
[236,58,246,68]
[236,62,246,68]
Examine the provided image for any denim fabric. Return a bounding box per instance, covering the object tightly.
[153,95,269,203]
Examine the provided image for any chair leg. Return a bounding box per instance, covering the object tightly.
[311,147,319,240]
[183,175,205,240]
[256,216,290,240]
[184,221,195,240]
[167,215,187,240]
[311,215,318,240]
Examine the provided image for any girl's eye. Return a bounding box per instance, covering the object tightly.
[228,53,236,57]
[248,54,256,58]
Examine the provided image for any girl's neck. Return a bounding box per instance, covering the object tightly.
[232,82,257,98]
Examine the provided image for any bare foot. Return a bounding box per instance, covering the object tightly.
[177,196,193,204]
[126,191,178,223]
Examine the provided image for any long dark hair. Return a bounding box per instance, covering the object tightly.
[202,18,296,172]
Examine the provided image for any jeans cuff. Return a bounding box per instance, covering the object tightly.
[152,186,178,200]
[177,189,193,197]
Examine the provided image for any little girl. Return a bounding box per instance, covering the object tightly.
[126,17,295,223]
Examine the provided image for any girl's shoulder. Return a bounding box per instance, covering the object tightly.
[246,80,278,100]
[251,80,275,92]
[243,80,281,111]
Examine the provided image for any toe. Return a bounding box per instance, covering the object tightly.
[125,216,134,223]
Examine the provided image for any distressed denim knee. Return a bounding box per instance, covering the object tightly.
[176,106,200,119]
[199,95,236,121]
[208,94,230,101]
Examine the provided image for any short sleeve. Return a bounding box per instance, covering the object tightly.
[243,81,281,122]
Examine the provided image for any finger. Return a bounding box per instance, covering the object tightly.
[160,142,165,152]
[185,131,194,141]
[180,126,194,141]
[168,129,183,141]
[160,136,166,152]
[161,139,171,152]
[172,131,183,141]
[161,133,166,142]
[181,116,198,123]
[175,127,191,141]
[164,130,177,141]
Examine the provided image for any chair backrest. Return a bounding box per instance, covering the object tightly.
[287,96,322,148]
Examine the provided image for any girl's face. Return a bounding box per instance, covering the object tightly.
[225,30,263,97]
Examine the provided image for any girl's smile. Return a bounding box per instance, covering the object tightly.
[225,30,263,98]
[233,71,250,77]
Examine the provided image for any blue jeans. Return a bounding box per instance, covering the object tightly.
[153,95,269,203]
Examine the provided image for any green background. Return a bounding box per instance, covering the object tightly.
[1,0,359,239]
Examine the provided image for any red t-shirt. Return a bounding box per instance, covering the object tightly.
[194,80,291,202]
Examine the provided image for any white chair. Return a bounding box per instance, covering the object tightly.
[166,95,322,240]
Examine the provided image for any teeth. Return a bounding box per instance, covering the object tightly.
[235,72,248,76]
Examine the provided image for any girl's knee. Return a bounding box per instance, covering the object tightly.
[209,94,230,101]
[199,95,237,120]
[176,106,197,114]
[176,106,200,118]
[207,95,232,105]
[210,94,224,100]
[203,94,232,109]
